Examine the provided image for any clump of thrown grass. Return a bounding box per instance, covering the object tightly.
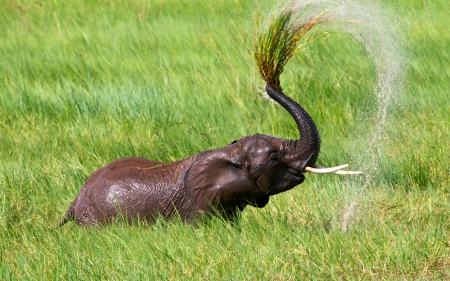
[253,3,329,91]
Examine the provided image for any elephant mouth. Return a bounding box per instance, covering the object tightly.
[270,170,305,195]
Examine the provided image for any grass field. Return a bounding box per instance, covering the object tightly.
[1,0,449,279]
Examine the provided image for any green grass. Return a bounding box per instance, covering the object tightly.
[253,4,328,90]
[1,0,449,279]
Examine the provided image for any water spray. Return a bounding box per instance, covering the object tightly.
[253,0,405,232]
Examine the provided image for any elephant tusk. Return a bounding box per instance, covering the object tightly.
[304,164,362,175]
[304,164,349,173]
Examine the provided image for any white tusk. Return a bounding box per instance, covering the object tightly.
[304,164,362,175]
[304,164,349,173]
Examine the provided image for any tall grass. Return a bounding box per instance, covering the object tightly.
[1,0,449,279]
[253,4,328,90]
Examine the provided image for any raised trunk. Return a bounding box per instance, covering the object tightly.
[265,84,321,168]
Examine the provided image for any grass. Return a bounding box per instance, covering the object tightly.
[1,0,449,279]
[253,3,328,90]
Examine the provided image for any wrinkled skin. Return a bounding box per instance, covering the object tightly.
[59,85,320,226]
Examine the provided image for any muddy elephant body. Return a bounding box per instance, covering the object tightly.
[61,157,194,225]
[60,134,303,226]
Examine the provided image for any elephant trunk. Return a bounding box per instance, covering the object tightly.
[265,84,321,168]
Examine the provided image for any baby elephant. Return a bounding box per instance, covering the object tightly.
[59,85,359,226]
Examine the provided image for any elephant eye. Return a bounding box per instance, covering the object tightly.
[269,152,280,161]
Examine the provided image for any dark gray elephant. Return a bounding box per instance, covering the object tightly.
[59,85,359,226]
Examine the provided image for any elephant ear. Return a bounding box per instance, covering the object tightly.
[184,147,268,211]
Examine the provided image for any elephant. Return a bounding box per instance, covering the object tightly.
[59,85,360,226]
